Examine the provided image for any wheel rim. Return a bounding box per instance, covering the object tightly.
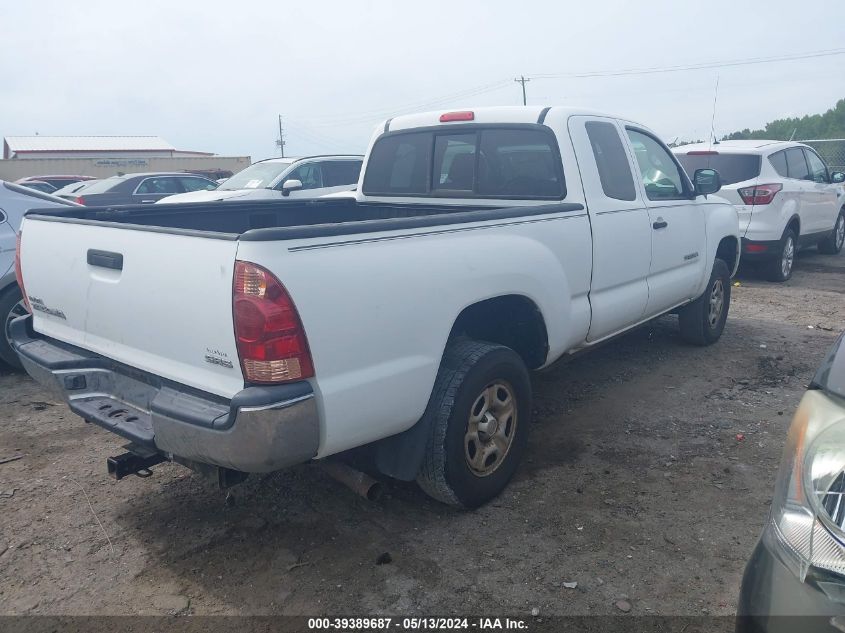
[4,299,28,349]
[708,278,724,328]
[464,381,518,477]
[782,236,795,278]
[836,216,845,250]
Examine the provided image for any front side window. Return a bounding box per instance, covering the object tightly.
[805,149,829,183]
[785,148,810,180]
[362,126,564,199]
[626,129,686,200]
[180,177,215,192]
[135,177,181,195]
[285,163,324,190]
[219,161,292,190]
[585,121,636,201]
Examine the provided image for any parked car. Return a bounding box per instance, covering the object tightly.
[52,179,100,200]
[16,175,97,190]
[156,155,363,204]
[674,141,845,282]
[18,180,57,194]
[0,181,79,368]
[71,172,217,205]
[11,106,739,508]
[737,332,845,632]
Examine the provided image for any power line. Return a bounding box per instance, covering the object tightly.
[529,48,845,79]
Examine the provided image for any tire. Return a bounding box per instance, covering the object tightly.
[763,228,797,282]
[818,210,845,255]
[678,259,731,346]
[416,340,531,508]
[0,285,26,369]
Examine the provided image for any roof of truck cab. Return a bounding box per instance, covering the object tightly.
[673,140,800,154]
[385,106,615,131]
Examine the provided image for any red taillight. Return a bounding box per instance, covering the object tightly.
[440,111,474,122]
[14,233,31,313]
[745,243,768,253]
[738,183,782,206]
[233,261,314,384]
[75,196,85,205]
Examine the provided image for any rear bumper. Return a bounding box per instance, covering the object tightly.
[741,237,782,262]
[10,315,320,473]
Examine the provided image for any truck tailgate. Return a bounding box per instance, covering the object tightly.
[19,218,245,398]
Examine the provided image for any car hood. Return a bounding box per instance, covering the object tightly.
[156,189,278,204]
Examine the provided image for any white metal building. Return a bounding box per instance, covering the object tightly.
[2,136,213,159]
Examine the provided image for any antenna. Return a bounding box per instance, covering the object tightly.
[789,127,797,141]
[709,75,720,149]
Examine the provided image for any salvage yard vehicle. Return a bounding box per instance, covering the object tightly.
[0,181,79,368]
[737,332,845,632]
[16,175,97,190]
[70,172,218,205]
[11,106,740,508]
[156,155,364,204]
[675,141,845,282]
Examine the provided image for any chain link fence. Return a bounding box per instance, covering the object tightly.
[803,139,845,173]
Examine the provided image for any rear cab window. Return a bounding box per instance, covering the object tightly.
[676,152,762,186]
[585,121,636,201]
[362,125,565,200]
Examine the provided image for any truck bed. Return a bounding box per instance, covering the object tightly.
[27,198,580,241]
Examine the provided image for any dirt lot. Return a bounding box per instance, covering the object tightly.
[1,248,844,619]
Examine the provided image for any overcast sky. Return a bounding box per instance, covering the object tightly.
[1,0,843,162]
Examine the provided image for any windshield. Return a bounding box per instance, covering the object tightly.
[675,152,761,186]
[218,161,292,190]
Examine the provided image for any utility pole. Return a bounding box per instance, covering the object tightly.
[276,114,286,157]
[514,76,530,106]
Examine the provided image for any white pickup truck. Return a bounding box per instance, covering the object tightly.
[11,107,739,507]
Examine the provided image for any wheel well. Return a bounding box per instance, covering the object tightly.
[716,236,739,274]
[787,216,800,236]
[449,295,549,369]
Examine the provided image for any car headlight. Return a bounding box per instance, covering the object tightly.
[769,389,845,581]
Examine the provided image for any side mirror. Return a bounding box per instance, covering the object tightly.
[693,168,721,197]
[831,171,845,184]
[281,179,303,197]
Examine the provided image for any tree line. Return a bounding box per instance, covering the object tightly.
[723,98,845,141]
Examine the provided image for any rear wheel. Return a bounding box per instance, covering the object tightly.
[763,228,796,282]
[0,286,26,369]
[416,340,531,508]
[678,259,731,346]
[818,210,845,255]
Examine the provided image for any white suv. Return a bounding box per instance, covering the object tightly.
[158,155,363,204]
[675,141,845,281]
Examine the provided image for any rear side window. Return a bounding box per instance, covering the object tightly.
[785,148,810,180]
[675,153,761,186]
[322,160,362,187]
[362,126,564,199]
[585,121,636,201]
[179,177,214,192]
[769,151,788,178]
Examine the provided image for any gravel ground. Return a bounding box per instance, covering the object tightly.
[1,247,843,619]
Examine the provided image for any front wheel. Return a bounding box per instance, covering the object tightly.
[0,286,26,369]
[678,259,731,346]
[818,210,845,255]
[416,340,531,508]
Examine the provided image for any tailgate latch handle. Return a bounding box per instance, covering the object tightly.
[87,249,124,271]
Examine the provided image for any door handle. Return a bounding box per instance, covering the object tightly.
[140,199,155,204]
[87,249,124,271]
[653,218,668,230]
